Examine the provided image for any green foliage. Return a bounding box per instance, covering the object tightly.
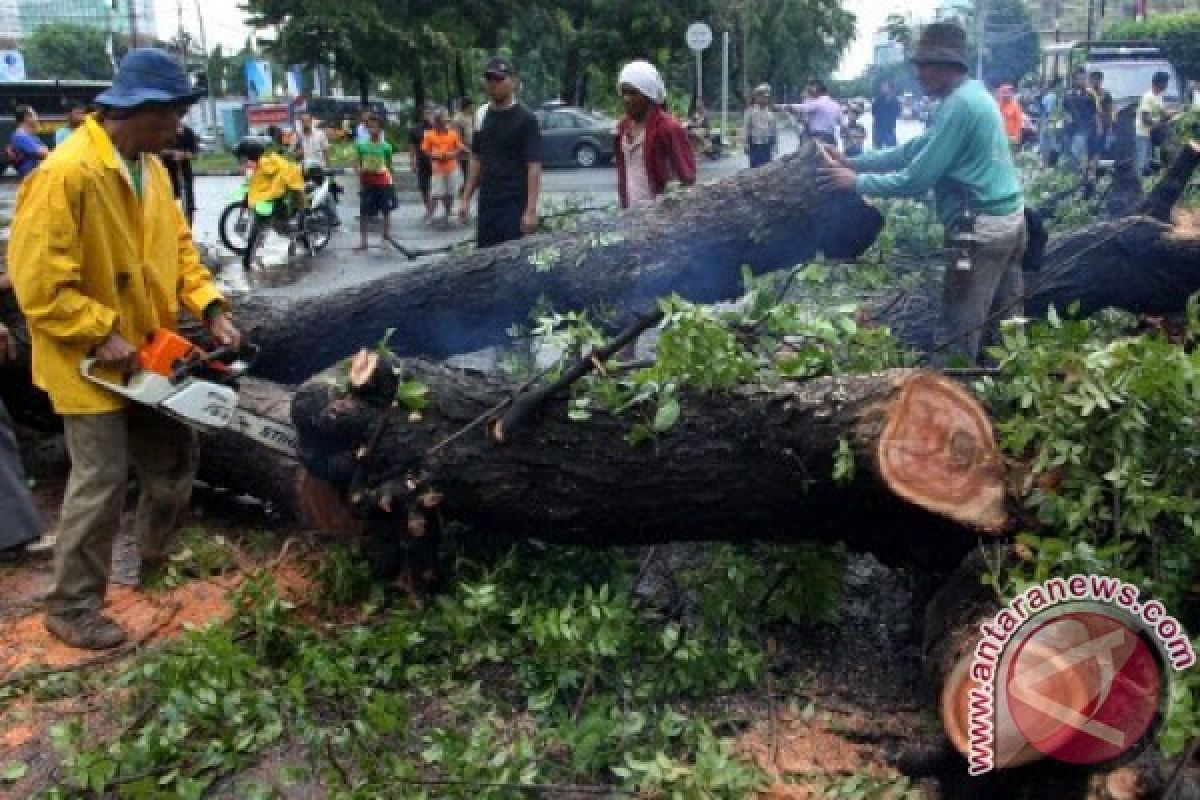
[741,0,857,100]
[23,23,115,81]
[39,537,852,797]
[979,307,1200,612]
[1160,650,1200,756]
[973,0,1040,87]
[1105,11,1200,83]
[819,771,924,799]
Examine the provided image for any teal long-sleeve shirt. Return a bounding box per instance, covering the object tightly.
[850,79,1023,227]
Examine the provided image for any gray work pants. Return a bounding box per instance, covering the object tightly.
[932,211,1028,368]
[46,406,196,616]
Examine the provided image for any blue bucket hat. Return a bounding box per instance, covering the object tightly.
[95,48,202,108]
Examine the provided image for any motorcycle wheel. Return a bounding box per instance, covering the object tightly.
[219,201,252,255]
[306,208,335,253]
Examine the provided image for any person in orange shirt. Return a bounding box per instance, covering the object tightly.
[421,110,467,225]
[996,84,1024,148]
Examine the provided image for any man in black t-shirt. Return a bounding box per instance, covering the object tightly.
[1063,67,1097,172]
[459,56,543,248]
[164,123,199,225]
[871,79,901,149]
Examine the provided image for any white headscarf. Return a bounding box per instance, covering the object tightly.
[618,60,667,105]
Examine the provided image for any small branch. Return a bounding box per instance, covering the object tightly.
[490,309,664,444]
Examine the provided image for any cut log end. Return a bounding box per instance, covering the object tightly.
[348,349,399,407]
[296,472,365,535]
[877,372,1008,534]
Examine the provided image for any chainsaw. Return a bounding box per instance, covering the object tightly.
[80,329,299,458]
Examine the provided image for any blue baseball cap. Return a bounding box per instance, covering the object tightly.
[95,48,202,109]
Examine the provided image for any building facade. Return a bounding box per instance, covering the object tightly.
[17,0,156,40]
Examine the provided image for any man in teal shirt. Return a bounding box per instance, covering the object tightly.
[819,23,1026,366]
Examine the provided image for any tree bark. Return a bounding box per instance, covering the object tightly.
[232,142,884,383]
[279,359,1006,569]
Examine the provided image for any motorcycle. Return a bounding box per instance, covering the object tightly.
[242,163,339,270]
[219,161,340,258]
[687,124,726,160]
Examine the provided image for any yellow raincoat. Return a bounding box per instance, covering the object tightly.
[7,116,225,415]
[247,151,305,208]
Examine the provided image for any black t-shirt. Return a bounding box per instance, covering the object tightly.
[167,126,199,182]
[1064,87,1097,134]
[472,103,542,204]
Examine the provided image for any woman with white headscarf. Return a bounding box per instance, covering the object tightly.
[614,60,696,209]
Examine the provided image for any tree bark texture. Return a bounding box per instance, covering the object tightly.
[283,360,1006,570]
[232,141,884,383]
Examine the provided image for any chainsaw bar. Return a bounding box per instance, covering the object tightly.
[228,408,300,459]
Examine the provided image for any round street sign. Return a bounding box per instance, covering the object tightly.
[686,22,713,52]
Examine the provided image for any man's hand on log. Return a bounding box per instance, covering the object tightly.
[521,209,539,235]
[817,165,858,192]
[207,312,243,351]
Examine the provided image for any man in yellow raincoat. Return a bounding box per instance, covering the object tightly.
[8,48,241,650]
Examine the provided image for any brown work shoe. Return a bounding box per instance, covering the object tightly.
[44,610,128,651]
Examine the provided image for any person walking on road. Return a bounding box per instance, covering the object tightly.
[409,107,435,223]
[292,112,330,168]
[8,106,48,179]
[1038,76,1061,167]
[354,115,397,252]
[743,84,778,168]
[614,60,696,209]
[1136,72,1171,176]
[7,48,240,650]
[779,80,843,147]
[871,79,902,150]
[453,98,477,184]
[817,23,1026,368]
[996,85,1024,149]
[460,57,543,248]
[54,104,88,148]
[163,121,199,226]
[1063,67,1098,174]
[422,110,466,225]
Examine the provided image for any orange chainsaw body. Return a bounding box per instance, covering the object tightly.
[137,330,201,378]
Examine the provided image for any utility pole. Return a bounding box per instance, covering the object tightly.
[195,0,223,152]
[1086,0,1095,41]
[128,0,138,48]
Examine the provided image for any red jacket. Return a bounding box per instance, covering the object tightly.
[615,107,697,209]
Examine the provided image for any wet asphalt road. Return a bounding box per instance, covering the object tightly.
[1,117,923,302]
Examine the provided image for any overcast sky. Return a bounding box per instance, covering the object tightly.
[156,0,937,79]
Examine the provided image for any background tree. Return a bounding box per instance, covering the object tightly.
[1105,11,1200,85]
[23,23,114,80]
[970,0,1039,87]
[742,0,855,102]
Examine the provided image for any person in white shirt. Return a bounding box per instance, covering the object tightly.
[1136,72,1170,175]
[292,113,330,168]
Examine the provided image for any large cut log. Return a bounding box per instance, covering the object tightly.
[231,141,884,383]
[278,359,1007,569]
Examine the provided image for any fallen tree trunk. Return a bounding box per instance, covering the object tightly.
[231,142,884,383]
[276,359,1007,569]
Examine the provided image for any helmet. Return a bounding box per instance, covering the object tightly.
[234,136,268,161]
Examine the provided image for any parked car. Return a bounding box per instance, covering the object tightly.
[534,106,616,168]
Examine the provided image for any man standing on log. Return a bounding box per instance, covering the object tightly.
[7,49,241,650]
[460,57,543,248]
[817,23,1026,367]
[614,60,697,209]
